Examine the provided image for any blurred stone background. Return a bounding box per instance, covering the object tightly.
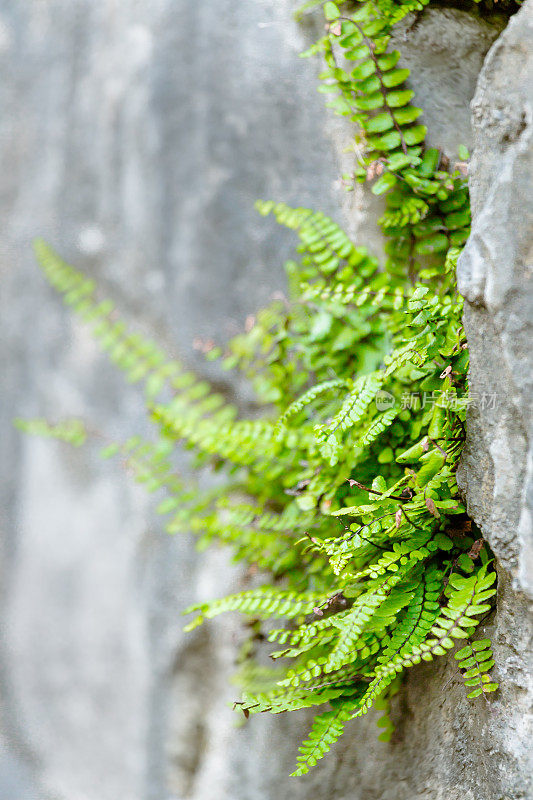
[0,1,530,799]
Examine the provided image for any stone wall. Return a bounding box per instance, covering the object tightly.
[0,2,530,799]
[457,3,533,797]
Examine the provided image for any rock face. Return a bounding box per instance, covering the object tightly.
[0,2,530,800]
[457,0,533,600]
[456,1,533,796]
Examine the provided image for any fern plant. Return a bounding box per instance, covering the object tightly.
[19,0,505,777]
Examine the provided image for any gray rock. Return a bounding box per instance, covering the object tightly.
[391,6,507,155]
[455,3,533,796]
[457,0,533,598]
[0,1,530,799]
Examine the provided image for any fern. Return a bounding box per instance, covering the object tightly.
[353,566,497,716]
[34,239,217,402]
[454,638,499,699]
[291,695,360,776]
[20,0,505,778]
[14,417,87,447]
[275,378,348,435]
[183,587,330,632]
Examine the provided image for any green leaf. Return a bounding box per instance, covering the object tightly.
[354,92,384,111]
[415,233,449,255]
[419,148,440,177]
[434,533,453,551]
[457,554,475,574]
[386,89,415,107]
[416,451,446,485]
[472,639,491,651]
[387,152,412,171]
[371,172,398,195]
[404,125,427,146]
[377,51,401,71]
[359,75,383,95]
[365,112,394,134]
[396,438,428,463]
[351,61,376,81]
[445,209,471,230]
[382,68,410,88]
[372,475,387,493]
[455,645,473,661]
[369,131,402,151]
[324,2,340,21]
[393,106,423,125]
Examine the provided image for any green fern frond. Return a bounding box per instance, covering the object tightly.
[34,240,208,402]
[275,378,347,435]
[455,638,499,699]
[291,695,360,776]
[183,587,330,632]
[14,417,88,447]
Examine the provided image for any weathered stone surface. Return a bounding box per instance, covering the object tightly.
[457,0,533,598]
[455,3,533,797]
[0,3,342,798]
[0,1,529,799]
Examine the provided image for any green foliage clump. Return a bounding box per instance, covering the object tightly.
[22,0,502,777]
